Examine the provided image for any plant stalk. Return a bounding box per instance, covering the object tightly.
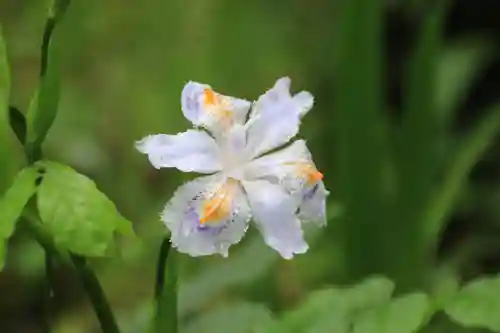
[23,212,121,333]
[71,255,121,333]
[154,237,177,333]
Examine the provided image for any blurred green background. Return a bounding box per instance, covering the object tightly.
[1,0,500,332]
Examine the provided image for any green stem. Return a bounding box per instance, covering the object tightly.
[42,254,55,333]
[20,2,119,332]
[28,4,65,327]
[70,255,121,333]
[154,237,177,333]
[23,212,121,333]
[155,238,171,301]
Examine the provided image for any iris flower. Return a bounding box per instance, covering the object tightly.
[137,77,328,259]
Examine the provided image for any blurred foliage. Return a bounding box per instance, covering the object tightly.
[0,0,500,333]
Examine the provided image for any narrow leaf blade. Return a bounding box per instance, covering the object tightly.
[394,3,447,290]
[332,0,390,285]
[0,26,8,117]
[25,1,71,159]
[437,39,491,122]
[424,105,500,246]
[25,45,60,154]
[0,27,17,192]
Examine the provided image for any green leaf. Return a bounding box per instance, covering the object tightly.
[36,161,134,257]
[8,106,27,145]
[306,276,395,333]
[50,0,71,21]
[352,293,430,333]
[25,0,71,161]
[261,276,394,333]
[394,2,447,291]
[332,0,390,287]
[183,302,274,333]
[0,167,39,269]
[155,241,177,333]
[430,268,460,312]
[445,275,500,332]
[437,40,491,123]
[424,105,500,247]
[25,48,60,159]
[0,27,17,192]
[0,242,5,270]
[0,26,8,118]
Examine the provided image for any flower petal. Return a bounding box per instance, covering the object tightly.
[162,174,251,257]
[244,140,328,225]
[244,140,319,190]
[244,140,310,181]
[245,77,314,158]
[293,91,314,117]
[136,130,222,173]
[181,81,251,135]
[242,179,308,259]
[298,180,328,226]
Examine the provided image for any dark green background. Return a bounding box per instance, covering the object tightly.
[1,1,500,332]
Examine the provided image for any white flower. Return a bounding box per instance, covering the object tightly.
[136,77,329,259]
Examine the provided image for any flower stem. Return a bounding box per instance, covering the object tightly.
[23,213,121,333]
[70,255,121,333]
[154,237,178,333]
[42,253,55,333]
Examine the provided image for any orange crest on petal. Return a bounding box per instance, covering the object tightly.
[203,88,218,106]
[199,180,236,225]
[285,162,324,186]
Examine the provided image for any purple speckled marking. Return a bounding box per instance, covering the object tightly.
[185,205,226,236]
[303,183,319,200]
[186,93,200,111]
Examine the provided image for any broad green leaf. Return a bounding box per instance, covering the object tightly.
[36,161,134,256]
[332,0,390,286]
[183,302,274,333]
[341,275,395,310]
[424,105,500,247]
[305,276,395,333]
[430,268,460,311]
[394,2,447,291]
[261,276,394,333]
[352,293,430,333]
[0,167,39,269]
[445,275,500,332]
